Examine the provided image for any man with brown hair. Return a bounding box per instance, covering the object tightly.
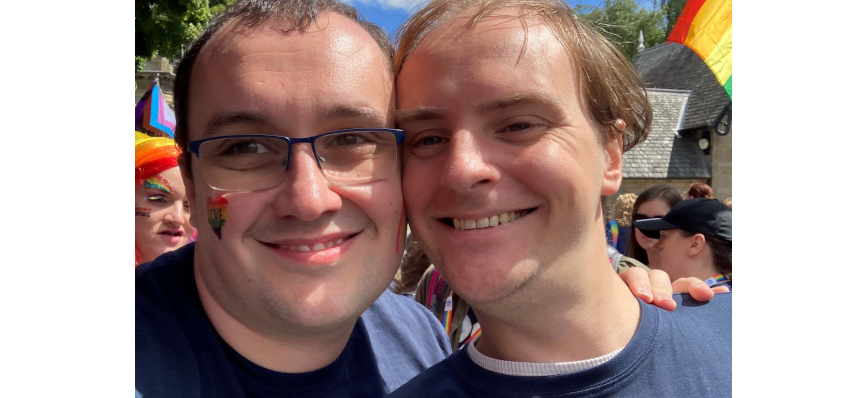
[135,1,452,397]
[389,0,732,396]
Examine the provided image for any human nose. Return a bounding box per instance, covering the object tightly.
[163,200,186,226]
[441,130,500,193]
[274,145,342,221]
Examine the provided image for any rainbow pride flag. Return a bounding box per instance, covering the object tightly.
[135,81,177,138]
[668,0,732,99]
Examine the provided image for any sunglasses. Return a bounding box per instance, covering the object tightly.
[633,213,666,224]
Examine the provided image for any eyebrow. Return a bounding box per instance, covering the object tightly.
[204,110,274,137]
[320,104,387,125]
[395,92,567,126]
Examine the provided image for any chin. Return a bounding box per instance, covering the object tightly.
[440,255,539,305]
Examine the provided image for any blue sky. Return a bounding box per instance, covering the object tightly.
[344,0,656,37]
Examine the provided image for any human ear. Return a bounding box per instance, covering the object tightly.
[600,128,624,196]
[687,233,706,257]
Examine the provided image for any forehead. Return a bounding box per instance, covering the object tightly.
[189,13,394,139]
[397,11,578,108]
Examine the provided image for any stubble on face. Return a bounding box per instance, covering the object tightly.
[186,14,401,335]
[397,13,615,308]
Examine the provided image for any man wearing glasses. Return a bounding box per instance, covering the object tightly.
[136,1,716,397]
[135,2,450,397]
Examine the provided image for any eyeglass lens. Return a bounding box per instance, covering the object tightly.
[196,131,399,191]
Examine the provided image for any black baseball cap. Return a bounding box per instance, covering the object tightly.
[634,198,732,241]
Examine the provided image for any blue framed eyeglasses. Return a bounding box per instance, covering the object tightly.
[188,128,404,191]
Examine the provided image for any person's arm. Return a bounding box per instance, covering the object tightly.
[619,267,728,311]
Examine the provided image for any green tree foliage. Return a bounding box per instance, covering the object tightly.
[575,0,667,61]
[653,0,688,36]
[135,0,236,72]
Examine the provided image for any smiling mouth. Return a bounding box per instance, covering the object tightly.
[158,230,184,237]
[262,232,362,252]
[441,208,537,230]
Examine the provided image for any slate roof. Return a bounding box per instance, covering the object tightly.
[632,42,731,131]
[623,89,711,179]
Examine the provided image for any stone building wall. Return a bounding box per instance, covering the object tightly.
[710,125,732,201]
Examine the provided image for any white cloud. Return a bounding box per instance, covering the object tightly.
[346,0,428,12]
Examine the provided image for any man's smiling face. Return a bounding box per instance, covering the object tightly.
[183,13,403,332]
[396,12,622,304]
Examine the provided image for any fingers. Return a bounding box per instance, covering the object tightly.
[673,278,715,302]
[648,269,677,311]
[619,267,653,304]
[711,285,730,294]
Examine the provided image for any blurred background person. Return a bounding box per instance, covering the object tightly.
[135,132,195,266]
[686,181,713,199]
[607,193,637,254]
[628,184,682,269]
[635,198,732,289]
[723,198,732,208]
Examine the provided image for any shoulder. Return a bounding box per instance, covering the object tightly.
[136,244,209,396]
[363,290,450,349]
[651,292,732,366]
[386,354,463,398]
[361,290,453,392]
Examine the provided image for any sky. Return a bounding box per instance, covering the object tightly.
[344,0,656,37]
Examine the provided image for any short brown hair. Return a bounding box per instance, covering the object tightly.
[394,0,652,151]
[173,0,394,175]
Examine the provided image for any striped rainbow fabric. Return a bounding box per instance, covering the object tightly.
[668,0,732,99]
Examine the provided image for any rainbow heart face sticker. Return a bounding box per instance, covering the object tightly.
[207,196,228,239]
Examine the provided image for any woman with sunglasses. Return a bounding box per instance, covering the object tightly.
[627,184,682,269]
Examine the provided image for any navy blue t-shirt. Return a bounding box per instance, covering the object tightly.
[388,293,732,397]
[136,243,451,398]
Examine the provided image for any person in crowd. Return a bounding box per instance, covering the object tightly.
[628,184,682,268]
[135,132,195,266]
[607,192,636,253]
[723,197,732,208]
[635,198,732,289]
[686,181,713,199]
[388,0,732,396]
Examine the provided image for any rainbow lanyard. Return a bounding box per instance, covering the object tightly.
[441,292,454,333]
[609,220,619,244]
[704,273,729,286]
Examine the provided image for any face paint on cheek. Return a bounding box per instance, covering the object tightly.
[135,207,152,217]
[144,175,173,194]
[396,208,406,253]
[656,240,665,252]
[206,196,228,239]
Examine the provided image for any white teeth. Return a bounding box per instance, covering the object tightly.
[452,210,530,230]
[281,237,346,251]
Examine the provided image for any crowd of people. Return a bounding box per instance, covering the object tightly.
[135,0,732,397]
